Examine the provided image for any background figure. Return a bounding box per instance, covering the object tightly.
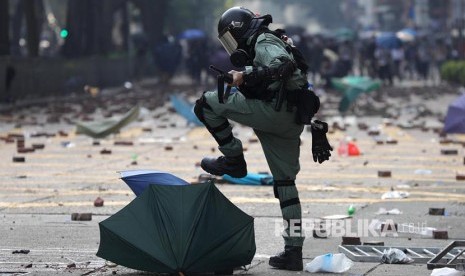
[308,36,324,83]
[415,40,430,83]
[132,33,149,80]
[404,42,418,80]
[375,47,393,85]
[153,35,182,85]
[338,40,353,76]
[186,38,208,85]
[391,45,405,82]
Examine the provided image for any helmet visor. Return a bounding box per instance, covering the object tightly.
[218,30,238,55]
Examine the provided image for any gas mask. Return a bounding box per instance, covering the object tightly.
[218,26,252,67]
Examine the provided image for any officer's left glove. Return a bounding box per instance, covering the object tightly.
[311,120,333,164]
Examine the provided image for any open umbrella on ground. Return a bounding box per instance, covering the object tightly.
[170,95,203,126]
[223,172,273,185]
[331,76,381,113]
[443,93,465,134]
[97,182,256,274]
[76,106,140,138]
[119,170,189,196]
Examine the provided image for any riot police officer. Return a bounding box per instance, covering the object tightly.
[194,6,332,271]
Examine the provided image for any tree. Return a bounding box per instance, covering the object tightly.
[0,0,9,56]
[22,0,44,57]
[62,0,115,57]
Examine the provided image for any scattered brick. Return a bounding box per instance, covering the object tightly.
[164,146,173,151]
[378,171,391,178]
[12,249,30,254]
[17,148,34,153]
[58,131,68,137]
[441,149,458,155]
[439,138,453,144]
[16,138,25,149]
[71,213,92,221]
[429,208,445,216]
[94,197,104,207]
[100,149,112,154]
[13,156,25,163]
[341,236,361,245]
[386,139,398,144]
[456,173,465,181]
[432,230,448,239]
[32,144,45,150]
[114,141,133,146]
[357,123,369,130]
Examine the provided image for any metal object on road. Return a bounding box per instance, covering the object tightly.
[427,241,465,270]
[339,245,449,264]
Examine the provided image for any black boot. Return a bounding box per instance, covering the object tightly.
[269,245,303,271]
[200,154,247,178]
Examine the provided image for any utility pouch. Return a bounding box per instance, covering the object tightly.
[295,87,320,125]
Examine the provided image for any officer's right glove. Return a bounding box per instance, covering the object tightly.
[311,120,333,164]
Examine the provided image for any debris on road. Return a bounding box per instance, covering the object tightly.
[432,230,449,240]
[94,197,104,207]
[305,253,353,273]
[71,213,92,221]
[376,208,403,215]
[429,208,445,216]
[12,249,30,254]
[378,170,392,178]
[381,190,409,199]
[381,248,414,264]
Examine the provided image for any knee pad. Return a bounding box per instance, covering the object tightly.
[194,93,213,123]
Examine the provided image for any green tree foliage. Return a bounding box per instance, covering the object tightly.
[441,61,465,85]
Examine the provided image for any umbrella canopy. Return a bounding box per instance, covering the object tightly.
[170,95,203,126]
[177,29,206,40]
[396,28,417,42]
[76,106,140,138]
[331,76,381,113]
[444,93,465,133]
[223,172,273,185]
[376,32,402,49]
[333,27,356,42]
[97,182,256,274]
[119,170,189,196]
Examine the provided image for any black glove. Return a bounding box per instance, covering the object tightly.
[311,120,333,164]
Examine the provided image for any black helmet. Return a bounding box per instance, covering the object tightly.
[217,7,272,55]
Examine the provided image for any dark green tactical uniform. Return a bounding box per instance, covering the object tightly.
[199,32,306,247]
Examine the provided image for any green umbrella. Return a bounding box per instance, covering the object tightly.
[96,182,255,274]
[333,27,356,42]
[331,76,381,113]
[76,105,140,138]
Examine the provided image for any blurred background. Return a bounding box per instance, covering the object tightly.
[0,0,464,103]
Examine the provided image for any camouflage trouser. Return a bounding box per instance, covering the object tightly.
[195,90,305,246]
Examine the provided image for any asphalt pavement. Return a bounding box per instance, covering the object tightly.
[0,80,464,276]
